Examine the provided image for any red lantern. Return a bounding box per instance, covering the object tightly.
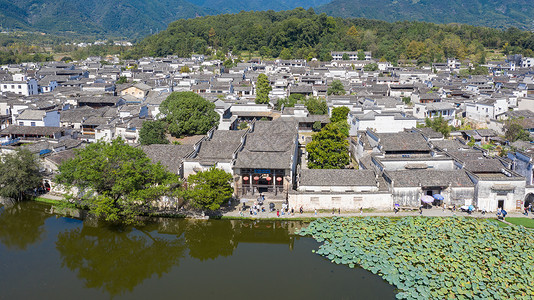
[266,176,272,181]
[276,177,282,182]
[243,176,249,181]
[253,176,260,181]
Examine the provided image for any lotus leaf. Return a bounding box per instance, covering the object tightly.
[299,217,534,300]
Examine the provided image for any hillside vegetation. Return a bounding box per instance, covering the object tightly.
[131,8,534,63]
[318,0,534,31]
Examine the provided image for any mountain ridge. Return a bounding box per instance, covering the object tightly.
[317,0,534,30]
[0,0,533,39]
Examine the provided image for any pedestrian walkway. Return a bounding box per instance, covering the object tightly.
[224,206,528,220]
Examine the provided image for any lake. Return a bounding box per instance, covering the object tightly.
[0,202,395,299]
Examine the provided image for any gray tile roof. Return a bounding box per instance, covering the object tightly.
[386,169,474,187]
[377,132,430,152]
[142,144,194,174]
[299,169,377,186]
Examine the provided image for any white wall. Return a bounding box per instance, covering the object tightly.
[289,192,393,211]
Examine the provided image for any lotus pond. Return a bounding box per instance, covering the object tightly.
[297,217,534,299]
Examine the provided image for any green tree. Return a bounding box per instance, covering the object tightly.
[342,53,350,60]
[306,123,349,169]
[185,167,233,211]
[357,50,365,60]
[139,120,169,145]
[312,121,322,132]
[327,80,346,96]
[424,116,451,138]
[180,66,191,73]
[56,138,180,224]
[259,46,271,58]
[505,122,531,142]
[116,76,128,84]
[275,94,304,110]
[255,73,272,104]
[160,92,219,137]
[363,63,378,71]
[305,97,328,115]
[0,149,42,201]
[330,106,350,123]
[280,48,292,60]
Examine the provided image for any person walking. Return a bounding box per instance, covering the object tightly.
[277,209,280,218]
[360,207,363,216]
[332,208,335,215]
[314,209,317,216]
[300,206,303,214]
[419,205,423,215]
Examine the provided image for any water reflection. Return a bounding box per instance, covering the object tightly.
[0,203,396,299]
[0,202,49,250]
[55,224,186,296]
[183,220,237,261]
[54,218,301,296]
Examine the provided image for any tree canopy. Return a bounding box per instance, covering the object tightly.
[0,149,42,201]
[139,120,169,145]
[306,123,349,169]
[327,80,346,96]
[330,106,350,123]
[159,92,219,137]
[504,120,531,142]
[305,97,328,115]
[185,167,233,211]
[56,138,180,224]
[129,9,534,63]
[255,73,272,104]
[424,116,452,138]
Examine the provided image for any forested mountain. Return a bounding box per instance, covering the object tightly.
[0,0,216,38]
[1,0,532,39]
[185,0,330,13]
[0,0,327,38]
[317,0,534,31]
[130,8,534,63]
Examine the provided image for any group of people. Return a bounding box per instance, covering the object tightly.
[239,195,297,217]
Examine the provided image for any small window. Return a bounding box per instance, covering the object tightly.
[353,197,363,203]
[18,122,23,126]
[18,85,21,89]
[332,197,341,202]
[310,197,319,203]
[31,122,36,126]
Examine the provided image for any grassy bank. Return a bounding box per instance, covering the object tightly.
[506,217,534,228]
[33,196,64,205]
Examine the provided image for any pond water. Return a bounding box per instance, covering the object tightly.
[0,202,395,299]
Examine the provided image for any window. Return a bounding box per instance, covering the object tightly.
[18,122,23,126]
[332,197,341,202]
[31,122,36,126]
[353,197,363,203]
[310,197,319,203]
[18,85,21,89]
